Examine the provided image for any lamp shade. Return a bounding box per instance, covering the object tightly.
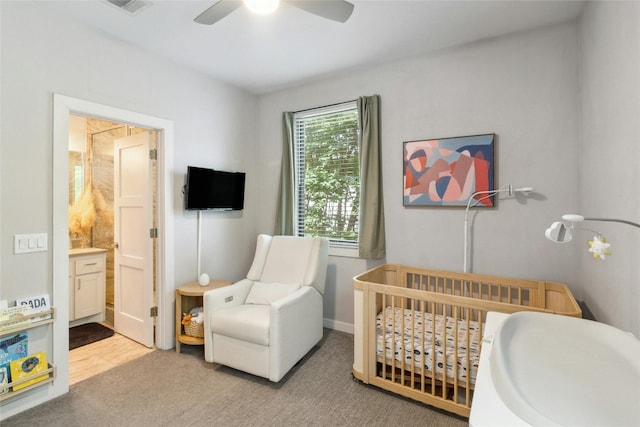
[545,221,573,243]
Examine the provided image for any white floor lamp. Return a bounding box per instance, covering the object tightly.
[463,184,534,273]
[196,210,210,285]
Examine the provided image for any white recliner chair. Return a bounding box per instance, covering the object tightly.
[203,234,329,382]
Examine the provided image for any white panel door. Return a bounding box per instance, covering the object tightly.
[114,132,154,348]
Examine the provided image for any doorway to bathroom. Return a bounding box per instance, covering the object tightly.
[53,94,175,398]
[68,115,157,347]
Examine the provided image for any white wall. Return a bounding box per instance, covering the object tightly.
[0,1,257,417]
[579,1,640,337]
[257,23,581,328]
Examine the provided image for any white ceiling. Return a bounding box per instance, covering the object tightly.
[40,0,585,94]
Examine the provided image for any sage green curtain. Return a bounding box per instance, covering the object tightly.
[358,95,386,259]
[274,98,386,258]
[274,112,295,235]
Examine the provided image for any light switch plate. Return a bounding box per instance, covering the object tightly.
[14,233,48,254]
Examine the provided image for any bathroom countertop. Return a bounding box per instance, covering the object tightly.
[69,247,108,256]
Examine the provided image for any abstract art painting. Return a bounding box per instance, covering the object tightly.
[403,134,495,207]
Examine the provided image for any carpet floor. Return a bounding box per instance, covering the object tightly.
[4,330,467,427]
[69,323,114,350]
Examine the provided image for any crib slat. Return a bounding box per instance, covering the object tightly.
[409,298,415,386]
[420,299,426,393]
[442,304,449,399]
[465,307,471,405]
[382,293,388,381]
[453,305,460,400]
[390,295,396,384]
[400,296,406,386]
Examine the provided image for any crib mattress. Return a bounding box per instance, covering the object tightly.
[376,306,482,384]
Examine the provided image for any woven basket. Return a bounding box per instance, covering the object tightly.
[183,321,204,338]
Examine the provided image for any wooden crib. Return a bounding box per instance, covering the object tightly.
[352,264,581,418]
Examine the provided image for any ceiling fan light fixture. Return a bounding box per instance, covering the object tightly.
[243,0,280,15]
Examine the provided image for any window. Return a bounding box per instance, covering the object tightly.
[293,101,359,255]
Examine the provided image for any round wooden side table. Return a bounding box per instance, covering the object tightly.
[175,279,231,353]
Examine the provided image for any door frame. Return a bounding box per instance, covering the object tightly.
[53,94,174,395]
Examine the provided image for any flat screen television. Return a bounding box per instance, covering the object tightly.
[184,166,246,211]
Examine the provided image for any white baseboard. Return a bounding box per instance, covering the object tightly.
[323,318,353,334]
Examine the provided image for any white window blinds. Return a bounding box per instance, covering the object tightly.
[293,102,359,245]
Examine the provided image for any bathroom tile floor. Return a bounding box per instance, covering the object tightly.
[69,328,155,385]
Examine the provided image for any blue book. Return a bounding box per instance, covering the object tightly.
[0,332,29,383]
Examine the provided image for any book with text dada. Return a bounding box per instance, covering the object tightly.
[16,294,52,322]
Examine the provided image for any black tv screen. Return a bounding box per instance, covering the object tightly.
[185,166,245,211]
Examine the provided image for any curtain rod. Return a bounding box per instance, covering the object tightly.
[293,99,357,114]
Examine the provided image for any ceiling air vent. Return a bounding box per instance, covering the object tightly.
[104,0,151,14]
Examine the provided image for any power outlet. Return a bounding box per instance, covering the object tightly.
[14,233,48,254]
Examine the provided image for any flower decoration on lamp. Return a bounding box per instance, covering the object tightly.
[588,235,611,260]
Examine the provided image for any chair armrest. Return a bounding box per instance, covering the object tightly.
[204,279,253,362]
[269,286,323,381]
[203,279,253,312]
[270,285,318,313]
[270,286,322,336]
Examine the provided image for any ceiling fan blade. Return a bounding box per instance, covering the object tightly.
[194,0,242,25]
[284,1,354,23]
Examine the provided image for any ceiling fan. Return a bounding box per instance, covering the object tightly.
[194,0,355,25]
